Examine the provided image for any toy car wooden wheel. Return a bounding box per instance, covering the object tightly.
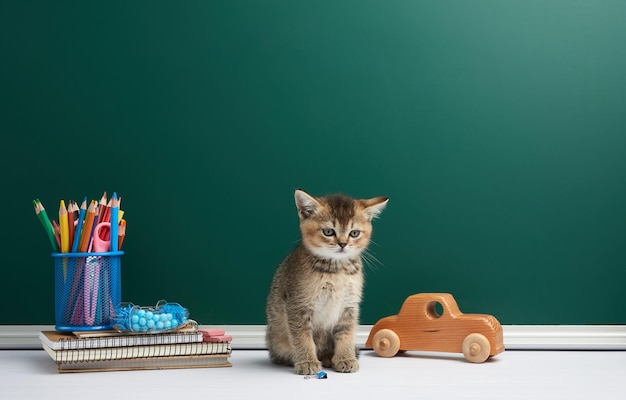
[372,329,401,357]
[462,333,491,363]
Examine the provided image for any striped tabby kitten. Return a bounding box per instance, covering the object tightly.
[266,189,388,374]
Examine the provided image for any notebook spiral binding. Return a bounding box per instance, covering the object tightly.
[52,341,232,364]
[55,330,202,350]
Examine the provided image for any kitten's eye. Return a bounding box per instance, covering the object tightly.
[322,228,336,237]
[349,230,361,238]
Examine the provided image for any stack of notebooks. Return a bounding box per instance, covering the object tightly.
[39,328,232,373]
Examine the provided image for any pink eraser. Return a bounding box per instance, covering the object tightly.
[203,335,233,343]
[198,328,225,337]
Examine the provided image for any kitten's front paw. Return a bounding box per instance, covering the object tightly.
[294,360,322,375]
[333,358,359,373]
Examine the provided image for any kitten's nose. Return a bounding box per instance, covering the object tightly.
[338,242,347,249]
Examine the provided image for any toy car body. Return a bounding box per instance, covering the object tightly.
[365,293,504,363]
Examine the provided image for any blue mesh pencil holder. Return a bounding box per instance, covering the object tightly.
[52,251,123,331]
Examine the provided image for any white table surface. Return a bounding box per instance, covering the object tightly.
[1,349,625,400]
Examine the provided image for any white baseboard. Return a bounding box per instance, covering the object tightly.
[1,325,625,350]
[500,325,626,350]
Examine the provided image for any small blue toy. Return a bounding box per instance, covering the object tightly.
[112,300,190,333]
[304,371,328,380]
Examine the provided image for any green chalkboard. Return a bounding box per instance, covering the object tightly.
[2,1,625,326]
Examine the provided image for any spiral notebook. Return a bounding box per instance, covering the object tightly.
[40,329,232,373]
[42,340,231,363]
[51,354,232,373]
[39,330,204,350]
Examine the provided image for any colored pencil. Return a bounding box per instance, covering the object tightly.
[97,192,107,222]
[67,201,76,250]
[81,202,95,247]
[35,193,126,255]
[71,198,87,253]
[110,193,119,253]
[101,198,112,223]
[33,200,59,252]
[116,197,124,223]
[118,219,126,250]
[87,206,100,252]
[59,200,70,253]
[36,200,59,252]
[35,200,56,238]
[78,201,97,253]
[52,220,62,250]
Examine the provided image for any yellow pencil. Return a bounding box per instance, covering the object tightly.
[59,200,70,253]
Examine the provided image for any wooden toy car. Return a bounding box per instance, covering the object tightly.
[365,293,504,363]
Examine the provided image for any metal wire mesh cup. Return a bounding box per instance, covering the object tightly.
[52,251,123,331]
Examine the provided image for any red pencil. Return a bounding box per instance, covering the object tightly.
[67,201,76,250]
[101,198,112,223]
[117,219,126,250]
[52,220,61,250]
[97,192,108,222]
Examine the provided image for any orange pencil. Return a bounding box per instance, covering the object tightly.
[87,206,101,252]
[67,201,77,250]
[117,219,126,250]
[78,200,97,253]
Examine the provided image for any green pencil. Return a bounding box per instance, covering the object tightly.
[34,199,59,252]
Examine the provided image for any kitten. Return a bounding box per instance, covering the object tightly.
[266,189,388,375]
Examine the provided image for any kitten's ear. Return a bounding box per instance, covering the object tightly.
[295,189,321,220]
[360,196,389,221]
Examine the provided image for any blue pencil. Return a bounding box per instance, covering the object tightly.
[110,192,119,252]
[71,197,87,253]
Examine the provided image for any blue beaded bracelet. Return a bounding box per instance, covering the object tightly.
[112,300,190,333]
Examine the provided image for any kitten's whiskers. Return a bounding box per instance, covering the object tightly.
[361,249,384,272]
